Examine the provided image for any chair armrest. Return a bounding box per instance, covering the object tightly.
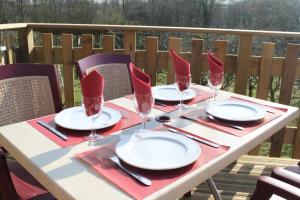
[251,176,300,200]
[271,167,300,188]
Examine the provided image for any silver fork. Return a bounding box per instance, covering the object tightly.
[109,155,152,186]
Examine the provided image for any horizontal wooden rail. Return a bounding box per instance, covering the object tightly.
[1,23,300,37]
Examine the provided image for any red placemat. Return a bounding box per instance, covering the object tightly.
[27,102,141,148]
[126,87,212,113]
[76,126,229,200]
[182,97,287,137]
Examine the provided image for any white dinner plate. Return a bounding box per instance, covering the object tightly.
[205,100,267,122]
[152,85,196,102]
[54,106,121,130]
[116,131,201,170]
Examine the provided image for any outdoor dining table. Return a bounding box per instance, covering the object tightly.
[0,84,298,200]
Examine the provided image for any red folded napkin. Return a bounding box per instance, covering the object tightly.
[207,51,224,73]
[76,126,229,200]
[80,70,105,116]
[129,63,153,113]
[170,48,190,76]
[182,97,286,137]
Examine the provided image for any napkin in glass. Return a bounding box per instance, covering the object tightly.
[129,63,153,113]
[80,70,104,116]
[207,51,224,73]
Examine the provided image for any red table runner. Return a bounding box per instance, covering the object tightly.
[76,126,229,200]
[182,97,287,137]
[27,102,141,148]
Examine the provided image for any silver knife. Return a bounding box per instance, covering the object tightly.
[37,120,68,141]
[167,127,220,148]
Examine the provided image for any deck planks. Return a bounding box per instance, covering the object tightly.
[180,155,299,200]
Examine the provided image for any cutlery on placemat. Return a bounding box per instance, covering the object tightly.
[167,127,220,148]
[206,115,244,131]
[155,101,168,107]
[37,120,68,141]
[109,155,152,186]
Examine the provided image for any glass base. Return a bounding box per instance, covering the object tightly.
[84,133,103,143]
[177,103,189,114]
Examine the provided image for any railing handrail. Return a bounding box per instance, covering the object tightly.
[2,23,300,38]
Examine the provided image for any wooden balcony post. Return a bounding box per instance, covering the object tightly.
[81,34,93,58]
[168,37,181,84]
[61,33,74,108]
[103,35,115,53]
[146,37,158,85]
[42,33,54,64]
[17,28,34,63]
[6,34,15,64]
[191,39,204,84]
[234,35,253,95]
[124,31,136,62]
[249,42,275,156]
[256,42,275,100]
[214,40,227,64]
[270,43,300,157]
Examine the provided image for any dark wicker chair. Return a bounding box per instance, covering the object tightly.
[0,63,62,199]
[251,161,300,200]
[75,53,133,101]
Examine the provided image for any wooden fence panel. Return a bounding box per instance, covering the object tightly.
[270,43,300,157]
[214,40,227,65]
[256,42,275,100]
[146,37,158,85]
[103,35,115,53]
[42,33,54,64]
[61,34,74,108]
[81,34,93,59]
[294,121,300,159]
[6,35,14,64]
[124,31,136,62]
[167,37,181,84]
[17,28,34,63]
[191,39,203,84]
[234,35,253,95]
[248,42,275,156]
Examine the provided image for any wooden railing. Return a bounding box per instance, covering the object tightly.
[1,23,300,159]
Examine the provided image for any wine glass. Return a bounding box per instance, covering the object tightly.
[82,95,104,142]
[208,71,224,103]
[175,74,191,113]
[133,92,154,132]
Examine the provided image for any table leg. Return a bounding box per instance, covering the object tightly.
[207,177,222,200]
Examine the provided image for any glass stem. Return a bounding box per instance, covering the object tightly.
[90,117,97,136]
[91,129,97,137]
[212,89,215,102]
[179,91,183,113]
[142,115,146,132]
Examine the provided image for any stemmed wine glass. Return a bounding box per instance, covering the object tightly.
[208,71,224,103]
[175,74,191,113]
[133,92,154,132]
[82,95,104,142]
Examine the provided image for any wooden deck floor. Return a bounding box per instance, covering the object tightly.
[180,155,300,200]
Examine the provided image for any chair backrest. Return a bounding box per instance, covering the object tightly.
[0,64,63,126]
[75,53,133,101]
